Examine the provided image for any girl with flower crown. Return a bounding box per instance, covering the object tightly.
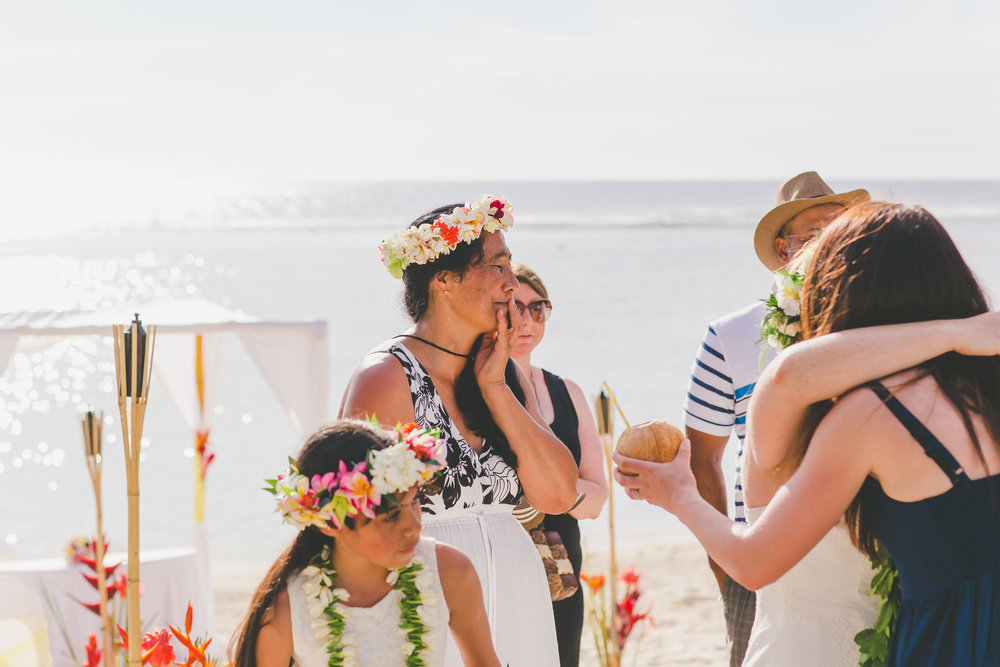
[230,419,501,667]
[338,196,578,666]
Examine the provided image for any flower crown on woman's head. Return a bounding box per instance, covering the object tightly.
[266,422,447,531]
[378,194,514,278]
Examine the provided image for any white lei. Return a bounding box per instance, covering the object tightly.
[300,545,440,666]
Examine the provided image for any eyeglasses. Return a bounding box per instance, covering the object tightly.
[514,299,552,323]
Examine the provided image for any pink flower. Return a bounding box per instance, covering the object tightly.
[338,464,380,519]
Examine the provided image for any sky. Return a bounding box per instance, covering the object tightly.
[1,0,998,182]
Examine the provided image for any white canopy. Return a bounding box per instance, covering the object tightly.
[0,298,329,438]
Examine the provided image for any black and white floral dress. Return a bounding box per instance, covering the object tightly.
[388,340,559,667]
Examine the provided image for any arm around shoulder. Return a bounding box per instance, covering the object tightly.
[437,543,502,667]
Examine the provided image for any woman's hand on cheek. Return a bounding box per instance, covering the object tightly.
[612,440,700,514]
[474,305,513,393]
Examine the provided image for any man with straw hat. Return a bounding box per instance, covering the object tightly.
[682,171,869,667]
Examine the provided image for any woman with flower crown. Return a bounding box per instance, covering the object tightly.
[230,419,502,666]
[338,196,579,666]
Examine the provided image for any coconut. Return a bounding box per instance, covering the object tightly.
[614,420,684,468]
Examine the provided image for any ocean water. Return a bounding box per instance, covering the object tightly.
[1,180,999,573]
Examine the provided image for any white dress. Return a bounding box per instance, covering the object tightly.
[388,341,560,667]
[287,536,449,666]
[742,507,880,667]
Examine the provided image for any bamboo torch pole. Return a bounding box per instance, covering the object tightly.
[82,410,112,667]
[595,388,619,667]
[600,380,632,667]
[113,314,156,667]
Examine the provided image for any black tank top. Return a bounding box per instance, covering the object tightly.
[541,369,583,575]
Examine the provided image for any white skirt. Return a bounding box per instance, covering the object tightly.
[423,504,560,667]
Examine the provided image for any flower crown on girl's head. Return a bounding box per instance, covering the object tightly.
[378,194,514,278]
[266,422,447,531]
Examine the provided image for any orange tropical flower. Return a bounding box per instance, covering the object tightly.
[580,572,606,593]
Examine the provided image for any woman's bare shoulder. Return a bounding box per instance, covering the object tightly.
[256,589,293,665]
[435,542,477,600]
[338,343,414,422]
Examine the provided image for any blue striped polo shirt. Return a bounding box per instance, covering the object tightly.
[683,301,775,523]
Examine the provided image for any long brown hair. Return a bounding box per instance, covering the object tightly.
[228,421,395,666]
[797,202,1000,558]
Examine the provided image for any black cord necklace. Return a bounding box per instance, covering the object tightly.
[393,334,472,358]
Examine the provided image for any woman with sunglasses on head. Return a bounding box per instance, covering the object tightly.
[509,263,609,667]
[339,197,579,667]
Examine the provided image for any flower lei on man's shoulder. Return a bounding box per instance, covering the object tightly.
[758,243,813,368]
[378,194,513,278]
[757,246,902,667]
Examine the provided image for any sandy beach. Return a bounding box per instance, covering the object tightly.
[213,540,728,666]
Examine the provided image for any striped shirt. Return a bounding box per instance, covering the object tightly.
[683,301,775,523]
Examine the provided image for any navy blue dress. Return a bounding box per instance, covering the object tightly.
[860,382,1000,666]
[541,370,585,667]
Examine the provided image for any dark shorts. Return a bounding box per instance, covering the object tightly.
[722,575,756,667]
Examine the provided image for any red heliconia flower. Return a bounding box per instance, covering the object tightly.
[142,629,176,667]
[620,566,641,587]
[117,626,176,666]
[615,587,651,649]
[82,633,101,667]
[76,599,102,616]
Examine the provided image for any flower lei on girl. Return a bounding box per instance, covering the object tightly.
[757,243,901,667]
[266,422,448,667]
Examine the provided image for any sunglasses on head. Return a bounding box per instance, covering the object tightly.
[514,299,552,323]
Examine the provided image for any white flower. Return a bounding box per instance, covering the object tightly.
[767,334,784,351]
[777,319,801,337]
[415,570,433,590]
[370,444,424,495]
[773,273,801,317]
[386,569,399,585]
[331,587,350,601]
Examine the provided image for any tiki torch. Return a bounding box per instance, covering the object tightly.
[112,314,156,667]
[595,387,620,666]
[82,409,112,667]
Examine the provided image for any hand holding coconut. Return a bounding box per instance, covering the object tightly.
[612,420,701,512]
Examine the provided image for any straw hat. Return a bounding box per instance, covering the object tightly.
[754,171,870,270]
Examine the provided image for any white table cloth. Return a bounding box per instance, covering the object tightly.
[0,547,210,666]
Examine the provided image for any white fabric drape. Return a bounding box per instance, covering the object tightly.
[0,333,18,377]
[236,322,328,438]
[152,333,222,432]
